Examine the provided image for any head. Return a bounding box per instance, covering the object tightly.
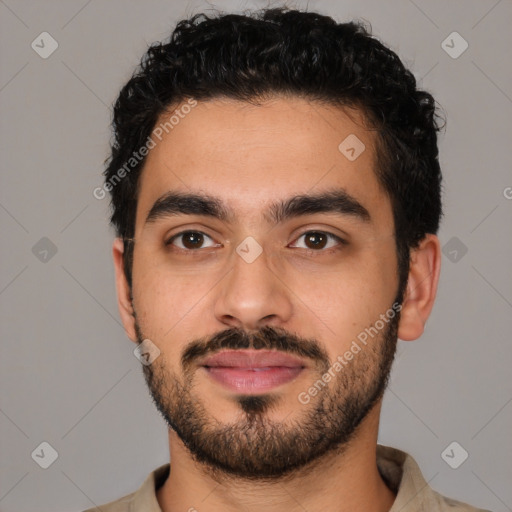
[106,8,443,481]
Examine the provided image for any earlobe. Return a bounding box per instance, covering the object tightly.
[397,234,441,341]
[112,238,138,343]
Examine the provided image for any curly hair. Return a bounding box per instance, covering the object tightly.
[104,7,445,295]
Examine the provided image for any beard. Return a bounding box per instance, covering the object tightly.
[135,302,401,483]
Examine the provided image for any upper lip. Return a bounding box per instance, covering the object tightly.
[201,350,306,368]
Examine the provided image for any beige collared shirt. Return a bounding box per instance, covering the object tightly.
[83,444,491,511]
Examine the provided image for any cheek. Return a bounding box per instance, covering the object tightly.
[290,247,397,336]
[132,253,221,338]
[292,269,376,337]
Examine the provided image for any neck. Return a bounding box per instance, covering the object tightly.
[156,402,396,512]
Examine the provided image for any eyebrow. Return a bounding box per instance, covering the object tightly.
[144,189,371,227]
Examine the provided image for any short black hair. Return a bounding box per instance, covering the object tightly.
[104,7,445,296]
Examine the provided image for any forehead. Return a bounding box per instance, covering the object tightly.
[135,96,392,232]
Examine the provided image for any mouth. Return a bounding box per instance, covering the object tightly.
[200,349,306,393]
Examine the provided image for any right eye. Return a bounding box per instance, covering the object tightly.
[165,231,221,252]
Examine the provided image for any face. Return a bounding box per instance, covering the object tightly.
[126,96,403,480]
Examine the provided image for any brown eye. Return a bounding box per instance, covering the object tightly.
[290,231,345,252]
[166,231,217,251]
[304,232,328,249]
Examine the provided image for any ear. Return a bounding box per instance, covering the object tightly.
[112,238,137,343]
[397,234,441,341]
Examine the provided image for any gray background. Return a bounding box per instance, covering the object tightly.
[0,0,511,511]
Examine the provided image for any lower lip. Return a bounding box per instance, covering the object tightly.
[203,366,304,393]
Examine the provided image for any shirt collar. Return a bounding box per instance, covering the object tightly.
[377,444,434,511]
[127,444,461,511]
[129,462,168,511]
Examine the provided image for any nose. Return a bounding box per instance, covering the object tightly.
[213,246,293,331]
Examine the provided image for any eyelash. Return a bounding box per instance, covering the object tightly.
[164,230,347,255]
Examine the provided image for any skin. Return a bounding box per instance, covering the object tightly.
[112,96,441,512]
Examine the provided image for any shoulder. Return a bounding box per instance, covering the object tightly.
[80,463,169,512]
[377,444,493,512]
[430,489,493,511]
[81,491,136,512]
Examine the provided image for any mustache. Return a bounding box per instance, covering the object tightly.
[181,325,330,371]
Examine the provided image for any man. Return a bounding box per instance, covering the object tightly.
[87,7,490,512]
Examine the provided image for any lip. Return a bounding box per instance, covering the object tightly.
[200,350,306,393]
[201,349,306,368]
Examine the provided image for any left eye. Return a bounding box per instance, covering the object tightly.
[290,231,345,251]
